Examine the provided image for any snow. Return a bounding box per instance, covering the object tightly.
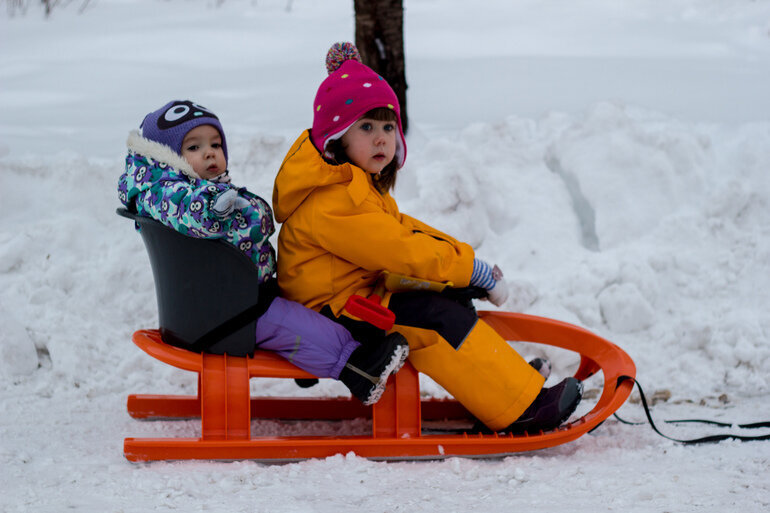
[1,0,769,511]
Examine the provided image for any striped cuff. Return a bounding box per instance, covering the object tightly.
[470,258,496,290]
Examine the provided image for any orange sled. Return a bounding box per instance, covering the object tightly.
[118,209,635,461]
[125,314,635,462]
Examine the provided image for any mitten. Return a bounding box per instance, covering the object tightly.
[212,189,250,218]
[487,280,509,307]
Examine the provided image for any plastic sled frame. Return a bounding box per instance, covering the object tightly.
[118,208,635,461]
[124,312,635,462]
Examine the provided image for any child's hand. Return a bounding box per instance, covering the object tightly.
[470,259,508,307]
[212,189,251,218]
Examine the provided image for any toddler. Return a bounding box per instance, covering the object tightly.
[118,100,408,405]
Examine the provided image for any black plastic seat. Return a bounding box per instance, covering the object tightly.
[117,208,262,356]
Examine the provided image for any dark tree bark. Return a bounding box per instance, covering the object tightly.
[354,0,408,133]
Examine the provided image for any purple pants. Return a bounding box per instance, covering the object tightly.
[255,297,359,379]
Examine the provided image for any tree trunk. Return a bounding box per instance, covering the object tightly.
[353,0,408,133]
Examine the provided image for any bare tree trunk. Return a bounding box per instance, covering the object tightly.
[354,0,408,133]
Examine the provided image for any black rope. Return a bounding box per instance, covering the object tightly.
[614,376,770,444]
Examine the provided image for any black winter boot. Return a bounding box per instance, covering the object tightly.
[339,332,409,405]
[503,377,583,434]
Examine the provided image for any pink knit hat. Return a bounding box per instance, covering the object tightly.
[311,42,407,169]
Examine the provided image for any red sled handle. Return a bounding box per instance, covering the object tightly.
[344,293,395,331]
[342,272,454,331]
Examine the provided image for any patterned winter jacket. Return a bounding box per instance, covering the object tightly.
[119,130,276,282]
[272,130,475,314]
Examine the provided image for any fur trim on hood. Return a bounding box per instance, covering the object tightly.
[126,129,200,180]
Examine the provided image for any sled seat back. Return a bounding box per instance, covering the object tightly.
[117,207,260,356]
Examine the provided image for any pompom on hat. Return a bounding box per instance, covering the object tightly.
[140,100,228,162]
[311,42,406,169]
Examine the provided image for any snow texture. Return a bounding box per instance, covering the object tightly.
[1,0,769,511]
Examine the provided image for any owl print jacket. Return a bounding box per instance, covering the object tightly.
[119,130,276,282]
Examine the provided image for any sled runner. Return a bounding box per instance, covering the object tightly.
[118,208,636,462]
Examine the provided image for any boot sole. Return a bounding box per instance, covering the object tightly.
[362,344,409,406]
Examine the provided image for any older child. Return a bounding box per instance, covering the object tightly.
[273,44,581,434]
[118,100,407,405]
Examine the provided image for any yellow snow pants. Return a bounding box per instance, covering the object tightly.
[385,292,544,431]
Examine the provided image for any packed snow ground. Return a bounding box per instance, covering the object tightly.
[1,1,769,512]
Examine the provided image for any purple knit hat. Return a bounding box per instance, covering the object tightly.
[311,42,406,168]
[140,100,228,162]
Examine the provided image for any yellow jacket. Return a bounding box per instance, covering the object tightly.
[273,131,476,314]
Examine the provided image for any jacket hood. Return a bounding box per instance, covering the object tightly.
[126,129,200,180]
[273,130,371,223]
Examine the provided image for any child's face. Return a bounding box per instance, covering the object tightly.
[340,117,396,175]
[181,124,227,180]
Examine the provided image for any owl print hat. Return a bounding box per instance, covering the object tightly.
[140,100,229,163]
[311,42,407,169]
